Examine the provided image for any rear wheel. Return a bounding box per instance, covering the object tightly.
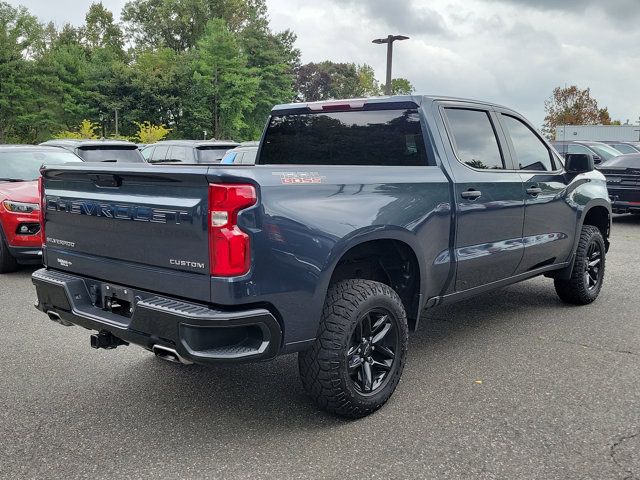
[0,234,18,273]
[298,279,408,419]
[554,225,605,305]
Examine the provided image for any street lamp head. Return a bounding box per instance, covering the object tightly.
[372,35,410,44]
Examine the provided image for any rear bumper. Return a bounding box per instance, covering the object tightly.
[32,268,282,364]
[610,199,640,214]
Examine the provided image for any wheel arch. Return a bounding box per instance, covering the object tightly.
[319,228,426,331]
[554,199,611,281]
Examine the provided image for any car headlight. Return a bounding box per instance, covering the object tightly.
[2,200,40,213]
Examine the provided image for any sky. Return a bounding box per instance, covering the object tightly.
[10,0,640,127]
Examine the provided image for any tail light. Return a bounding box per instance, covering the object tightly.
[38,175,45,245]
[208,184,257,276]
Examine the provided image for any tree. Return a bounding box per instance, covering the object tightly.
[187,19,259,139]
[380,78,415,95]
[239,22,299,138]
[129,47,190,133]
[295,61,413,101]
[121,0,269,51]
[0,2,47,142]
[82,3,125,54]
[542,85,612,140]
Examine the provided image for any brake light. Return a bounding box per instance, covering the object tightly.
[208,184,256,276]
[308,100,366,111]
[38,175,45,245]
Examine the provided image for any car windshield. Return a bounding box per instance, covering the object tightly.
[588,144,622,161]
[197,147,233,163]
[610,144,639,154]
[79,147,144,162]
[0,150,82,181]
[599,154,640,169]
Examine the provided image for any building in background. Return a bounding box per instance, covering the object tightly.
[555,125,640,142]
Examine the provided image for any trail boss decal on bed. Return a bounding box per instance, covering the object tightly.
[273,172,326,184]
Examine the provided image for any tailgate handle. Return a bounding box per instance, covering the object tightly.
[89,174,122,188]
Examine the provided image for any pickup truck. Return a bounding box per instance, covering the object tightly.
[32,95,611,418]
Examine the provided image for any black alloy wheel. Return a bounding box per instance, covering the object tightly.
[347,308,399,395]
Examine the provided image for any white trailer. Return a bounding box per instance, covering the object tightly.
[555,125,640,142]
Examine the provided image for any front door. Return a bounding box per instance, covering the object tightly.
[496,112,576,273]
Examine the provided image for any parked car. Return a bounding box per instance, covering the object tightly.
[33,95,611,418]
[141,140,239,164]
[220,141,259,165]
[601,141,640,155]
[40,139,144,163]
[552,140,621,164]
[597,153,640,214]
[0,145,82,272]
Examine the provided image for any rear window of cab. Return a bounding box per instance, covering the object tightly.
[260,109,432,166]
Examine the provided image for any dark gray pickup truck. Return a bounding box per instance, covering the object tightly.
[33,95,611,418]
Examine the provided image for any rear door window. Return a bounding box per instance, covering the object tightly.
[260,108,430,166]
[242,150,257,165]
[150,145,169,163]
[141,146,154,160]
[500,114,554,171]
[444,108,504,170]
[168,146,188,162]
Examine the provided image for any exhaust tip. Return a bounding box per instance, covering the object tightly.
[152,345,192,365]
[46,310,74,326]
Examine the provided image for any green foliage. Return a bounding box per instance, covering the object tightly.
[135,121,171,143]
[188,19,259,139]
[380,78,415,95]
[1,0,414,144]
[295,61,413,101]
[53,119,100,139]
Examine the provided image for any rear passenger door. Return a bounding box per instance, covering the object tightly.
[496,112,575,273]
[440,104,525,291]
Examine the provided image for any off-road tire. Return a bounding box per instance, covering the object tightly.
[298,279,408,419]
[554,225,605,305]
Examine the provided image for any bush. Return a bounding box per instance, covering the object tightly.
[135,121,171,144]
[53,119,100,140]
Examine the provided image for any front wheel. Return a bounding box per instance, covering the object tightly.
[554,225,606,305]
[298,279,408,419]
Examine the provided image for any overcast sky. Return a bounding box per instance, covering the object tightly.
[11,0,640,127]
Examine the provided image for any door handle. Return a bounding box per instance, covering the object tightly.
[460,189,482,200]
[526,186,542,196]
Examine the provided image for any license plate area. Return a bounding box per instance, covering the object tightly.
[102,283,134,318]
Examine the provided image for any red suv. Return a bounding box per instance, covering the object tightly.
[0,146,82,272]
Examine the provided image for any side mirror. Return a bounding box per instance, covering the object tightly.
[592,154,602,164]
[565,153,594,174]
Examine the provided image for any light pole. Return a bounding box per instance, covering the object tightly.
[372,35,409,95]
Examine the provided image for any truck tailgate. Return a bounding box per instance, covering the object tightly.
[42,164,213,302]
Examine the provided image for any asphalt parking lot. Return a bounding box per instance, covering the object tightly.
[1,216,639,480]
